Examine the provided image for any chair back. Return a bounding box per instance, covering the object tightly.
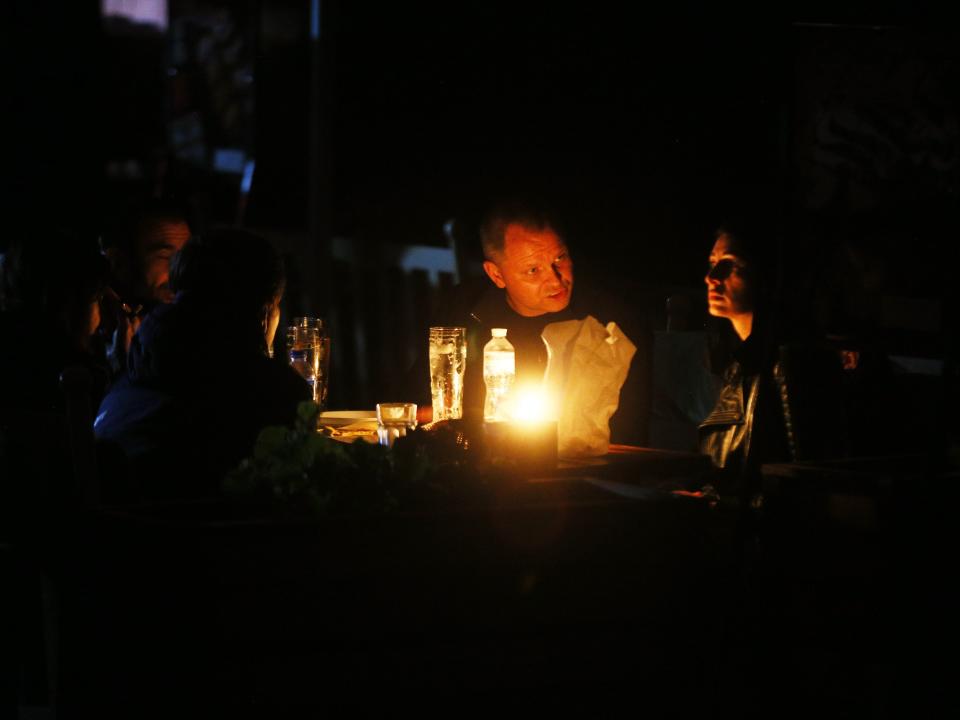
[326,236,459,408]
[774,342,849,463]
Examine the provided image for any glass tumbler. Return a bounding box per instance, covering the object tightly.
[428,326,467,421]
[286,316,331,409]
[376,402,418,448]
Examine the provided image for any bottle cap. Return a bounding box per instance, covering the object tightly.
[491,328,507,338]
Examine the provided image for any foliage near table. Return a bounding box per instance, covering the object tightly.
[225,402,478,514]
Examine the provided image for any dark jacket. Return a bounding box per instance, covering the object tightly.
[699,334,789,499]
[94,294,310,498]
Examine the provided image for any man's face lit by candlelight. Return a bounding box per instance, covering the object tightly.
[132,218,191,304]
[483,223,574,317]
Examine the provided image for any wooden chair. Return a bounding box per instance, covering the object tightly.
[773,341,850,463]
[647,290,722,452]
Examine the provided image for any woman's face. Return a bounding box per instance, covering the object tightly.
[86,298,102,339]
[65,292,103,352]
[705,233,753,321]
[264,294,282,352]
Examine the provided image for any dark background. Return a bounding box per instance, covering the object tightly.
[7,0,958,407]
[5,3,959,711]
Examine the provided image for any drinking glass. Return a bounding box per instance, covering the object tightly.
[286,316,331,408]
[376,402,418,448]
[428,326,467,421]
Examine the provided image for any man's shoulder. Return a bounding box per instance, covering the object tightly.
[437,278,519,331]
[469,283,515,325]
[569,281,633,321]
[431,276,492,326]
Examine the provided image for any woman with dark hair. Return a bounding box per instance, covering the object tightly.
[95,228,310,499]
[0,227,111,411]
[698,219,789,501]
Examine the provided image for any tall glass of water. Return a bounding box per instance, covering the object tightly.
[287,316,331,409]
[428,326,467,421]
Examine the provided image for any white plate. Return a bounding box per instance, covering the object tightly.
[318,410,376,427]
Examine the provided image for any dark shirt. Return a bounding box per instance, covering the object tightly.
[460,286,582,418]
[94,294,310,499]
[413,278,650,445]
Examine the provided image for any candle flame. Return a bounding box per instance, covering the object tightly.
[511,384,553,423]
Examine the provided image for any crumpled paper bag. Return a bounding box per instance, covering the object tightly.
[542,316,636,458]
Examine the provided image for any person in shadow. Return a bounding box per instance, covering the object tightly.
[94,227,310,500]
[0,226,111,413]
[1,225,111,561]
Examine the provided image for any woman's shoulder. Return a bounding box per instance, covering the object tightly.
[247,355,312,400]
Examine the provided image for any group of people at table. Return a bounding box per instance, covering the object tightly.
[1,199,783,505]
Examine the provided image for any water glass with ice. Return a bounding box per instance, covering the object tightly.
[428,326,467,421]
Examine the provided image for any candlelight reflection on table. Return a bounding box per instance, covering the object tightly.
[484,381,558,471]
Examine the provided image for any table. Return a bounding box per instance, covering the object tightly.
[51,445,743,712]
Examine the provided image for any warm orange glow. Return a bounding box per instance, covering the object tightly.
[511,384,554,423]
[840,349,860,371]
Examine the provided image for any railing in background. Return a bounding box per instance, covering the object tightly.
[327,236,458,409]
[259,227,462,410]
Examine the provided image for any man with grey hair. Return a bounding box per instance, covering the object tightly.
[479,202,575,319]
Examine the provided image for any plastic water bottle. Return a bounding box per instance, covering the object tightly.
[483,328,515,422]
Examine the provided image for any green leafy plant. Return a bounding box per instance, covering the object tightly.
[224,401,436,514]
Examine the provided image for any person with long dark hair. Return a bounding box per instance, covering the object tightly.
[698,218,789,501]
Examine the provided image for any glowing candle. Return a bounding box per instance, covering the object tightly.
[510,384,555,424]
